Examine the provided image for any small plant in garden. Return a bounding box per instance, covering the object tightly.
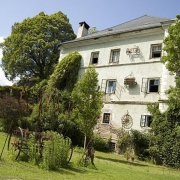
[8,130,73,170]
[116,128,132,154]
[42,131,72,170]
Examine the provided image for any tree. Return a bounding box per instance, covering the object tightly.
[71,67,103,149]
[29,52,82,140]
[47,51,81,92]
[88,27,98,34]
[146,15,180,167]
[160,15,180,125]
[0,11,76,84]
[161,15,180,75]
[0,94,30,132]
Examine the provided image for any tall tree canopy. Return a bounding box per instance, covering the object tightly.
[30,52,82,132]
[160,15,180,119]
[0,11,76,84]
[161,15,180,74]
[146,15,180,167]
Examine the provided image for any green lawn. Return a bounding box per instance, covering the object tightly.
[0,132,180,180]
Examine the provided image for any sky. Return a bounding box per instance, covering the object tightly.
[0,0,180,85]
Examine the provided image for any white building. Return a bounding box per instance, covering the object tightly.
[59,15,175,147]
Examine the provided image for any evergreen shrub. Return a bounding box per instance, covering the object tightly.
[93,135,109,152]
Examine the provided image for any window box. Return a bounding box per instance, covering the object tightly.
[126,46,140,55]
[124,77,137,85]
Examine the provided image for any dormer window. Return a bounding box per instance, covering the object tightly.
[151,44,162,58]
[90,52,99,64]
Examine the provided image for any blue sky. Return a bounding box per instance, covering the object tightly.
[0,0,180,85]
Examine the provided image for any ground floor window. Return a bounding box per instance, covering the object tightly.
[102,113,110,124]
[109,142,116,152]
[140,115,152,127]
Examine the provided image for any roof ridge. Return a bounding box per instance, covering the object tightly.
[101,15,148,31]
[145,14,170,19]
[99,15,169,32]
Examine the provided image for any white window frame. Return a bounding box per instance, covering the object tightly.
[102,113,110,124]
[150,44,162,58]
[106,80,116,94]
[141,78,160,93]
[90,51,99,64]
[110,49,120,63]
[140,115,152,127]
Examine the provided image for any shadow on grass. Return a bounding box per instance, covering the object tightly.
[51,161,97,175]
[95,155,148,167]
[61,163,88,173]
[15,160,88,175]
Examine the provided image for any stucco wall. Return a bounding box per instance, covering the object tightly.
[59,28,175,137]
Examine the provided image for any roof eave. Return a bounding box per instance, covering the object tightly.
[61,24,163,46]
[160,19,175,29]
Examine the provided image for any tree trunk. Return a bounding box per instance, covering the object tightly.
[83,134,86,150]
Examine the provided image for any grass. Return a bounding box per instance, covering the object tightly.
[0,132,180,180]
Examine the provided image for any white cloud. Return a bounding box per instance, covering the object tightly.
[0,37,12,86]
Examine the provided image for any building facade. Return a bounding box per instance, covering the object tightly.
[59,15,175,147]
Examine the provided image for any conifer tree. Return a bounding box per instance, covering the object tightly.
[71,67,103,148]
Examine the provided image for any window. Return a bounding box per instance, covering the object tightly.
[151,44,162,58]
[106,80,116,93]
[148,79,159,92]
[102,113,110,124]
[110,49,120,63]
[109,142,116,152]
[140,115,152,127]
[90,52,99,64]
[141,78,160,93]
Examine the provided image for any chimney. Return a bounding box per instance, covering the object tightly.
[77,21,90,38]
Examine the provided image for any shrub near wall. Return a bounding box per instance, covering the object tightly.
[93,135,109,152]
[117,131,132,154]
[116,129,150,160]
[131,130,150,160]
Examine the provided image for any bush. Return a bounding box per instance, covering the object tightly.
[93,135,109,152]
[0,94,29,132]
[131,130,150,160]
[147,103,180,168]
[117,130,132,154]
[9,131,73,170]
[42,131,72,170]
